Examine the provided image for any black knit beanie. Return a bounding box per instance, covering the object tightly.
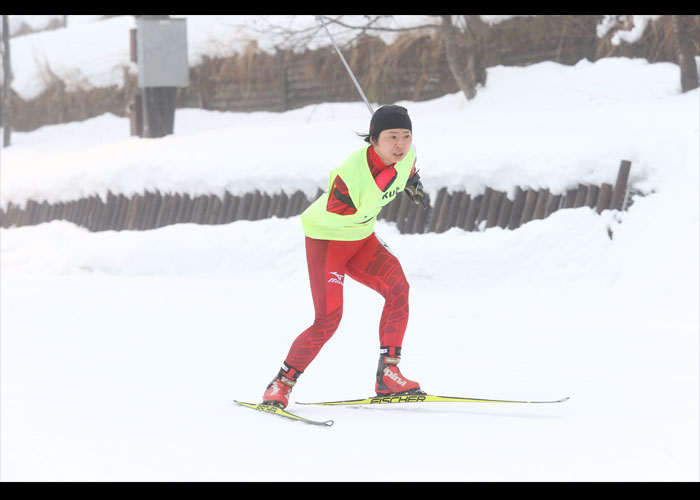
[368,105,412,139]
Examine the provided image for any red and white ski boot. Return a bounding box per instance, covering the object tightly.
[375,346,424,396]
[262,363,302,409]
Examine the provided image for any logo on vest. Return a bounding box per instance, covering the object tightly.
[382,187,401,200]
[328,272,345,285]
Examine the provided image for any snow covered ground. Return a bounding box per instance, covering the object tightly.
[1,18,698,481]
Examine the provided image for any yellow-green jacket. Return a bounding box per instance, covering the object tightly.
[301,146,416,241]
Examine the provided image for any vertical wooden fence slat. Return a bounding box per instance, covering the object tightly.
[562,188,577,209]
[154,192,172,228]
[474,188,493,230]
[150,191,164,229]
[124,193,142,230]
[545,193,562,218]
[267,193,280,220]
[395,192,412,233]
[105,192,118,229]
[0,204,8,228]
[139,191,157,229]
[2,202,16,227]
[66,200,80,226]
[407,203,424,234]
[532,189,549,220]
[429,187,448,233]
[496,195,513,229]
[282,191,298,218]
[611,160,632,210]
[120,193,134,229]
[247,191,261,220]
[258,192,272,221]
[463,193,482,231]
[38,201,50,224]
[584,184,599,209]
[78,198,92,228]
[183,193,197,223]
[226,195,241,222]
[173,193,188,224]
[573,184,588,208]
[166,193,181,226]
[291,191,307,216]
[94,196,107,231]
[274,191,288,219]
[507,187,526,230]
[207,194,223,224]
[190,195,204,224]
[596,183,613,214]
[519,188,538,226]
[216,192,232,224]
[403,202,418,234]
[194,194,206,223]
[203,194,215,223]
[20,200,36,226]
[446,191,463,229]
[233,193,253,221]
[384,193,401,222]
[485,190,504,229]
[455,192,471,229]
[84,196,99,231]
[45,201,56,224]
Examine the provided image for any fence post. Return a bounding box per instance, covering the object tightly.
[611,160,632,210]
[395,194,412,233]
[475,188,493,230]
[562,188,577,209]
[225,194,240,223]
[411,200,430,233]
[274,191,288,218]
[584,184,599,209]
[429,187,448,232]
[455,192,470,228]
[572,184,588,208]
[485,190,504,229]
[445,190,462,229]
[507,187,526,229]
[464,193,482,231]
[519,188,538,226]
[532,189,549,220]
[496,195,513,228]
[595,183,613,214]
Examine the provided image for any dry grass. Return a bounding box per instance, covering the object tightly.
[8,15,698,132]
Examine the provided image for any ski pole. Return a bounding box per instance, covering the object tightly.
[316,16,374,116]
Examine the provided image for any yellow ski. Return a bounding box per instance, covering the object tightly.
[296,394,570,406]
[234,400,334,426]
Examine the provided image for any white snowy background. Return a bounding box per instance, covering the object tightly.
[1,16,698,481]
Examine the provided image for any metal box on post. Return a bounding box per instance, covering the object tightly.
[134,16,189,138]
[136,17,189,88]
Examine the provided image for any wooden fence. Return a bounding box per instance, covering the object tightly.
[0,160,632,234]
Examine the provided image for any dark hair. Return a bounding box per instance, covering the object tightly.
[356,131,376,144]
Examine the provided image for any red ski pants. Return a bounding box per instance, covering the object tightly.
[284,233,410,372]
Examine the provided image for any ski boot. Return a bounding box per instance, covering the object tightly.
[262,363,302,409]
[375,346,425,396]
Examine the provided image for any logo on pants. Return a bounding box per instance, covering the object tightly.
[328,272,345,285]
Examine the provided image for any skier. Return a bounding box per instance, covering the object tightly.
[262,105,427,408]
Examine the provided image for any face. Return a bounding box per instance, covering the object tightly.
[370,128,412,165]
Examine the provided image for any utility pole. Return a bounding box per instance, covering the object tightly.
[672,15,699,93]
[1,14,12,147]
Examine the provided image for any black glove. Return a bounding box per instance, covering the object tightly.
[404,170,427,208]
